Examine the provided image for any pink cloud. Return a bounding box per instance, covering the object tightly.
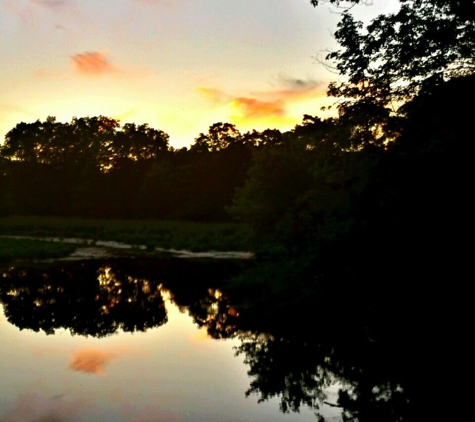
[69,51,153,78]
[231,97,286,119]
[70,51,119,76]
[30,0,74,12]
[195,75,329,130]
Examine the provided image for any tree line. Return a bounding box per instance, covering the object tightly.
[0,118,270,221]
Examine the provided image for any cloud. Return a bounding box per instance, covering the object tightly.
[69,51,153,78]
[195,87,230,105]
[70,51,120,76]
[30,0,74,12]
[277,76,323,91]
[2,0,77,24]
[1,1,34,23]
[68,349,118,375]
[196,76,327,129]
[231,97,286,119]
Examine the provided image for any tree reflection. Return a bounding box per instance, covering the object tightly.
[0,258,242,338]
[0,260,167,337]
[169,261,426,422]
[0,258,431,421]
[224,266,430,422]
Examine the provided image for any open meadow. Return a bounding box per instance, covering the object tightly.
[0,216,252,262]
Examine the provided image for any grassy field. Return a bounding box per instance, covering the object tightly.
[0,216,252,252]
[0,237,77,263]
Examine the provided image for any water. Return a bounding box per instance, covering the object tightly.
[1,255,437,421]
[0,258,328,422]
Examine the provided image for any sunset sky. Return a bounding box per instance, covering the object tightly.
[0,0,398,149]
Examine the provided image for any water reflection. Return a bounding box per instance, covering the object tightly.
[69,348,120,375]
[0,258,429,421]
[3,258,311,422]
[0,262,167,336]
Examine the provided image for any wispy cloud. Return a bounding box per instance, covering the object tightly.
[2,0,34,24]
[134,0,185,7]
[68,348,119,375]
[68,51,153,78]
[277,75,323,91]
[195,87,229,105]
[2,0,78,24]
[196,75,326,129]
[230,97,286,119]
[30,0,75,12]
[70,51,119,76]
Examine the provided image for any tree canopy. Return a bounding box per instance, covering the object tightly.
[0,116,169,171]
[320,0,475,111]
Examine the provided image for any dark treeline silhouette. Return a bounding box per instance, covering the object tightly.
[0,118,268,221]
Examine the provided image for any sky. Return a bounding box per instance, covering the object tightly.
[0,0,399,149]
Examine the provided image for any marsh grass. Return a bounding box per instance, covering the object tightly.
[0,216,252,252]
[0,238,77,262]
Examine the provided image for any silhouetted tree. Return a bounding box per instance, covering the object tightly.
[190,122,242,152]
[324,0,475,110]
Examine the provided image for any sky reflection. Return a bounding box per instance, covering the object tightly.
[0,297,318,422]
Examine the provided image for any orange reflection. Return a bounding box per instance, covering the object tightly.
[192,328,211,341]
[68,349,117,375]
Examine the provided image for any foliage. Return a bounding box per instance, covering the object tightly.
[0,116,169,171]
[191,122,242,152]
[228,115,383,256]
[0,117,262,221]
[0,216,252,252]
[325,0,475,111]
[0,238,76,262]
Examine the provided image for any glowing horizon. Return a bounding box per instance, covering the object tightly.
[0,0,399,149]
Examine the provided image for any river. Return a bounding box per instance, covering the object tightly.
[0,255,432,421]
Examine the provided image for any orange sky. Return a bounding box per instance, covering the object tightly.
[0,0,399,148]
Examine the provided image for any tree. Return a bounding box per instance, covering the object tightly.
[111,123,169,164]
[190,122,241,152]
[323,0,475,111]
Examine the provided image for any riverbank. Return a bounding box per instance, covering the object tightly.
[1,235,253,261]
[0,216,252,253]
[0,237,77,262]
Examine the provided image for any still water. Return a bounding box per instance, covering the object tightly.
[0,258,340,422]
